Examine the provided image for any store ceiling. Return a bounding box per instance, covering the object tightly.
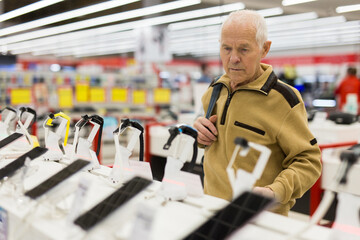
[0,0,359,59]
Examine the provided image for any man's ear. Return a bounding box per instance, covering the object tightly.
[261,41,272,58]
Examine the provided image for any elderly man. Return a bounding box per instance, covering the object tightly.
[194,10,321,216]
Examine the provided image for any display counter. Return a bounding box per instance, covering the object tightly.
[0,154,333,240]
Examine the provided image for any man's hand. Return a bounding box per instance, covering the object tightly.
[193,115,218,146]
[253,187,275,199]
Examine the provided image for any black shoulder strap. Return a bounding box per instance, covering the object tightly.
[205,76,222,119]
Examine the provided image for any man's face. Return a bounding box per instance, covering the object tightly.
[220,21,269,85]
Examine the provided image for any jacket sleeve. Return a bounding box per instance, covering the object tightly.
[266,101,322,204]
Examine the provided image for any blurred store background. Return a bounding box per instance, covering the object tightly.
[0,0,360,224]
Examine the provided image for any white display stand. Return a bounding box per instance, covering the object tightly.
[321,149,360,196]
[309,119,360,144]
[0,156,333,240]
[149,125,204,164]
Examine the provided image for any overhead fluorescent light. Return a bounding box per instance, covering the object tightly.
[1,0,201,45]
[0,0,140,36]
[35,40,135,56]
[170,25,220,39]
[269,21,360,38]
[336,4,360,13]
[268,16,346,32]
[1,1,245,45]
[11,32,135,55]
[266,12,318,25]
[169,7,282,31]
[168,16,225,31]
[73,45,136,58]
[0,0,64,22]
[257,7,284,17]
[282,0,317,6]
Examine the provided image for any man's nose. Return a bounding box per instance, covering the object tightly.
[230,52,240,63]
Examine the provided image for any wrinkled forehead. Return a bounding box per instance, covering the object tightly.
[221,19,257,41]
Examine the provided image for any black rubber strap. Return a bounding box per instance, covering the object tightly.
[205,77,222,119]
[19,107,37,127]
[163,126,179,150]
[130,121,144,162]
[117,119,145,162]
[179,125,198,172]
[90,115,103,157]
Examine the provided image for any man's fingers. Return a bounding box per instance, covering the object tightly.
[194,116,218,143]
[198,132,215,145]
[202,116,218,136]
[199,124,217,141]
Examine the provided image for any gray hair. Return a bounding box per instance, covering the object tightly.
[221,10,268,49]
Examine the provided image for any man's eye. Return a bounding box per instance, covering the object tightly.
[241,48,248,53]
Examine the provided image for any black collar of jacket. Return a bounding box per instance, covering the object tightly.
[260,71,278,94]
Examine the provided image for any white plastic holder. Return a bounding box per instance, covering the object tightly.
[69,119,100,170]
[0,108,16,140]
[109,127,152,184]
[6,112,35,151]
[226,139,271,199]
[158,133,199,201]
[159,156,187,201]
[42,115,69,161]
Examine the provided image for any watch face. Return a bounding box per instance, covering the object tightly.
[25,159,90,199]
[0,147,48,181]
[183,191,274,240]
[74,176,152,231]
[0,133,23,149]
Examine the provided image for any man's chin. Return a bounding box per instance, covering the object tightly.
[229,75,246,83]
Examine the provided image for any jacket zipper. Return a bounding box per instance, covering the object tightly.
[218,84,266,125]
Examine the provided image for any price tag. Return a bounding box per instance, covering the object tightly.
[129,202,156,240]
[75,84,89,103]
[11,88,32,105]
[112,88,128,103]
[179,171,204,197]
[153,88,171,104]
[90,87,105,103]
[58,87,73,108]
[126,160,153,180]
[0,207,8,240]
[133,90,146,105]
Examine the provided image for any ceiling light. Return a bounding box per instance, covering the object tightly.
[336,4,360,13]
[73,46,136,58]
[170,25,220,38]
[168,16,225,31]
[11,32,135,55]
[0,0,64,22]
[266,12,318,25]
[1,1,245,45]
[269,21,360,38]
[1,0,201,45]
[168,7,282,31]
[268,16,346,32]
[257,7,284,17]
[0,0,140,36]
[35,40,135,56]
[282,0,317,7]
